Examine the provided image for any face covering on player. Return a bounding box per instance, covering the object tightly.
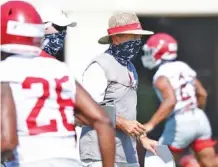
[42,30,66,57]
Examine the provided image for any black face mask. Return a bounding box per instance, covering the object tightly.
[42,29,66,57]
[106,39,143,66]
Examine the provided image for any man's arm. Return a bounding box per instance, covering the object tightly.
[194,78,207,109]
[144,76,177,132]
[75,82,115,167]
[1,83,18,152]
[75,63,107,126]
[82,63,107,103]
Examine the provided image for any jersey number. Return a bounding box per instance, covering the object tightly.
[22,76,75,135]
[180,83,191,101]
[179,74,191,101]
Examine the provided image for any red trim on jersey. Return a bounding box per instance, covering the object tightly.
[191,139,217,152]
[107,23,142,35]
[40,50,55,59]
[168,146,185,153]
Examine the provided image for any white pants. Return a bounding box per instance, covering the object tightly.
[81,160,139,167]
[4,159,82,167]
[159,108,215,152]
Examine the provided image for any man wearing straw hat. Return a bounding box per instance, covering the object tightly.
[80,12,157,167]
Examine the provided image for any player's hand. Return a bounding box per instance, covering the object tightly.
[118,117,146,137]
[140,135,158,155]
[143,122,154,133]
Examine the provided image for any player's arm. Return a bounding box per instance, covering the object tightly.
[74,108,90,126]
[194,78,207,109]
[144,76,176,131]
[1,83,18,152]
[74,81,115,167]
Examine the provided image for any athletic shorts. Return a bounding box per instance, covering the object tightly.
[159,108,216,153]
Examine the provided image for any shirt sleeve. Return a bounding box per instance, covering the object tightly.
[82,63,107,103]
[184,64,197,78]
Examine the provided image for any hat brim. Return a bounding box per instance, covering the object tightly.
[37,5,77,28]
[54,17,77,27]
[98,29,154,44]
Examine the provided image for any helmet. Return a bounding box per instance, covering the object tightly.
[1,1,44,55]
[141,33,178,69]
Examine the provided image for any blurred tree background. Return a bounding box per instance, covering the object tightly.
[134,16,218,139]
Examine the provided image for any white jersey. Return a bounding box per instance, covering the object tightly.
[0,55,80,164]
[153,61,197,114]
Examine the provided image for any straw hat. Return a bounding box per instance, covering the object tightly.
[98,12,154,44]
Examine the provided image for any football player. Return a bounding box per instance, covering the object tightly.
[141,33,218,167]
[0,1,115,167]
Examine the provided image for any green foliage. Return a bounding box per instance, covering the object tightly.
[137,77,159,123]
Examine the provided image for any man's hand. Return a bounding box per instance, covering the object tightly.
[117,116,146,138]
[140,135,158,155]
[143,122,154,133]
